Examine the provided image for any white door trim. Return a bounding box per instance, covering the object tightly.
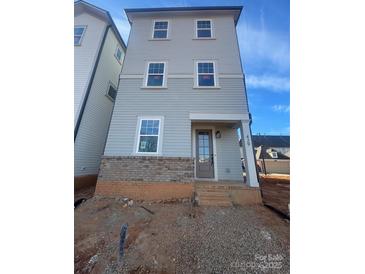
[192,124,218,181]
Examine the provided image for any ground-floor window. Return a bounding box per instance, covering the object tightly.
[136,117,163,154]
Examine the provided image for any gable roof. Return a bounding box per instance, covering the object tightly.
[74,0,126,49]
[256,147,290,160]
[124,6,243,26]
[252,135,290,148]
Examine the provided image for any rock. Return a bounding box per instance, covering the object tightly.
[85,254,98,272]
[127,200,134,207]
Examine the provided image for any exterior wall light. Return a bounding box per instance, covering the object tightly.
[215,131,221,138]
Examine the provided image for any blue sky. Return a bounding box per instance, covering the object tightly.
[86,0,290,135]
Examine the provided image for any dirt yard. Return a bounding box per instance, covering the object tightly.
[75,194,289,273]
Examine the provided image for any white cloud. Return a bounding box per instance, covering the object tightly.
[272,104,290,112]
[246,75,290,91]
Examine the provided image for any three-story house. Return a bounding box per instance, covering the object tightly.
[96,6,260,204]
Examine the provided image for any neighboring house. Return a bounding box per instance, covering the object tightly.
[74,0,126,187]
[252,135,290,174]
[96,6,259,199]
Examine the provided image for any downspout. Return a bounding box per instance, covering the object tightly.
[74,25,111,141]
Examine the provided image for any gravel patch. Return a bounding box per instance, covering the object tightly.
[75,199,289,273]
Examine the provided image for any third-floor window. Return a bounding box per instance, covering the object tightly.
[196,20,212,38]
[153,21,168,39]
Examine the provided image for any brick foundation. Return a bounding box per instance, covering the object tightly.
[98,156,194,182]
[96,156,194,200]
[95,181,193,200]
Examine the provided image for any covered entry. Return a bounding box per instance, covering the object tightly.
[190,113,259,187]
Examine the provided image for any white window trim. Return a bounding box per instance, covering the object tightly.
[271,152,278,158]
[195,19,214,39]
[151,20,170,40]
[105,81,117,101]
[134,116,164,155]
[74,25,87,46]
[143,61,167,88]
[194,60,220,88]
[114,45,123,63]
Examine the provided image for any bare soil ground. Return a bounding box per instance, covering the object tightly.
[75,193,289,273]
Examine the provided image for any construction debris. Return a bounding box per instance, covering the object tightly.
[119,223,128,262]
[140,205,155,215]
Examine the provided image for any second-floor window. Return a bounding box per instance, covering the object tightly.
[196,20,212,38]
[74,26,86,46]
[197,62,215,87]
[114,46,123,62]
[146,62,165,87]
[153,21,168,39]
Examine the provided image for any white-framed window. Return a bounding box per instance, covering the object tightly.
[74,26,86,45]
[135,117,163,154]
[145,62,166,87]
[106,82,117,101]
[114,46,123,63]
[152,20,169,39]
[196,61,216,87]
[271,152,278,158]
[196,19,212,38]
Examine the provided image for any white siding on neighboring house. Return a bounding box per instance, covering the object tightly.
[74,26,124,176]
[74,12,106,126]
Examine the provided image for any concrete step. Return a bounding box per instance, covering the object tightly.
[196,191,229,197]
[198,199,233,207]
[197,194,230,200]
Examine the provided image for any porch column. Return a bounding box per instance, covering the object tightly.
[240,120,259,187]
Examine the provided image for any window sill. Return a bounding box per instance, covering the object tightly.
[192,37,216,40]
[105,94,115,102]
[193,86,221,89]
[141,86,168,89]
[148,38,171,41]
[134,152,161,156]
[114,56,123,65]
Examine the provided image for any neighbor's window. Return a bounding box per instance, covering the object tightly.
[107,84,117,101]
[137,119,161,153]
[146,62,165,86]
[197,62,215,86]
[271,152,278,158]
[153,21,168,39]
[74,26,86,45]
[196,20,212,38]
[114,46,123,62]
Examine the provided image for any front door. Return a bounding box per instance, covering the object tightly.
[196,130,214,178]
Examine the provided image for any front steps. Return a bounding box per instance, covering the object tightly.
[194,182,263,206]
[195,184,233,207]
